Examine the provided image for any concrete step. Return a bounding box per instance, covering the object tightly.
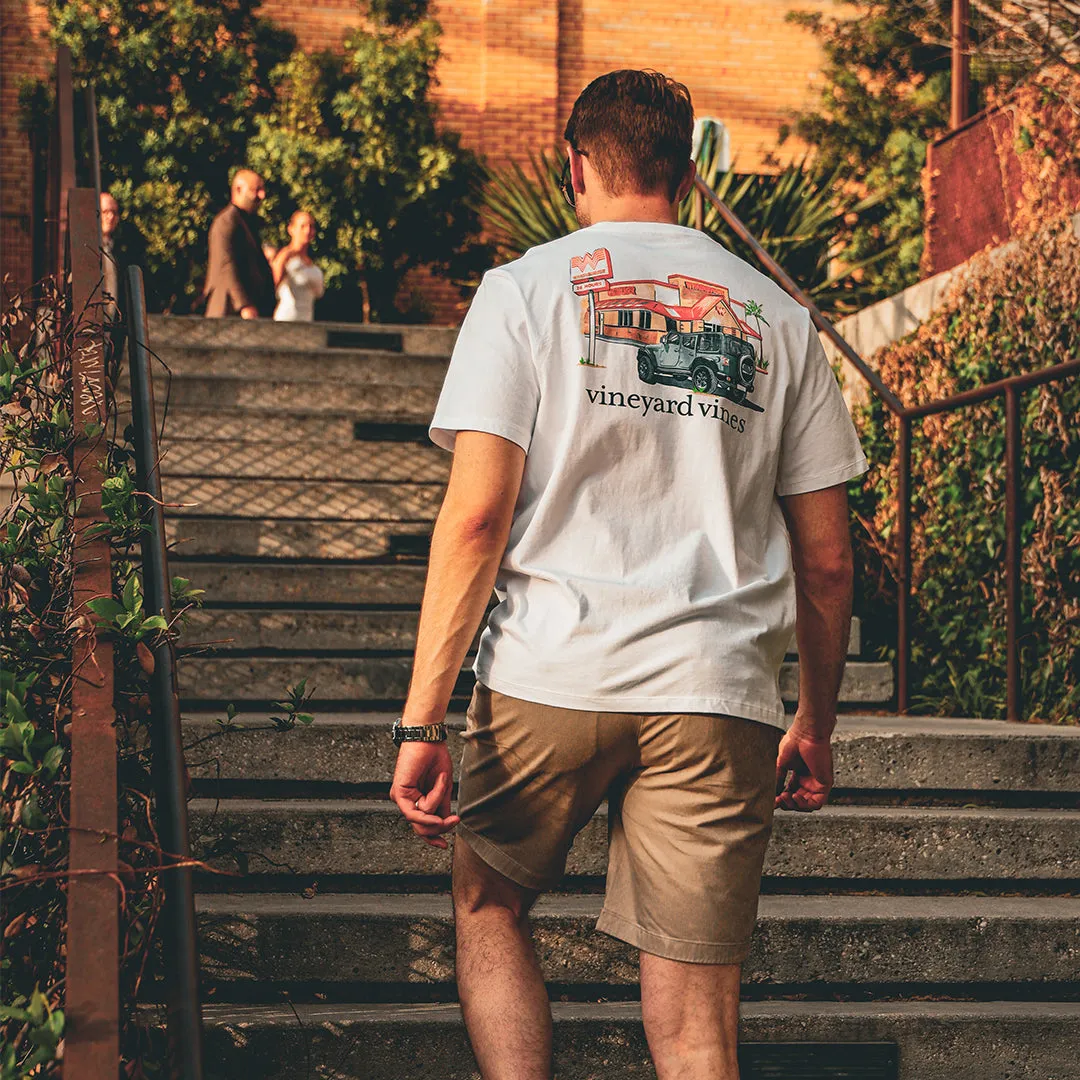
[163,477,444,521]
[179,610,426,653]
[167,519,434,560]
[118,377,439,421]
[118,407,361,444]
[146,314,458,355]
[157,439,448,481]
[177,655,892,706]
[170,561,428,605]
[167,566,869,641]
[178,609,861,658]
[187,799,1080,881]
[125,345,448,386]
[198,1000,1080,1080]
[181,713,1080,792]
[196,892,1080,988]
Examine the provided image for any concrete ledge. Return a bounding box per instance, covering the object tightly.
[126,345,449,386]
[177,656,891,706]
[119,407,360,444]
[147,314,460,356]
[119,377,440,420]
[199,1000,1080,1080]
[181,712,1080,791]
[163,477,444,521]
[158,439,448,482]
[170,562,429,605]
[178,610,860,656]
[167,519,435,561]
[187,800,1080,880]
[195,892,1080,987]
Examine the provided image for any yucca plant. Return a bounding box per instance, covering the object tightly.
[481,122,892,318]
[483,148,580,255]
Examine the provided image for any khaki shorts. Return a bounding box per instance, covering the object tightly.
[456,682,784,964]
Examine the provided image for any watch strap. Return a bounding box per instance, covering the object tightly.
[392,719,447,744]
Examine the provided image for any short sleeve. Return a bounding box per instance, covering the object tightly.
[775,310,869,497]
[429,269,541,454]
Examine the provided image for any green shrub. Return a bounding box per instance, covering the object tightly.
[850,215,1080,721]
[35,0,488,319]
[247,20,490,322]
[44,0,295,312]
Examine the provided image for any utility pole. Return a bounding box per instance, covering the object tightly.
[951,0,971,128]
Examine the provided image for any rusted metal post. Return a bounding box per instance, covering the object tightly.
[951,0,971,128]
[65,187,120,1078]
[1004,385,1022,721]
[896,416,912,714]
[86,84,103,248]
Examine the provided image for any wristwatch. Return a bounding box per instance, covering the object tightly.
[391,718,448,746]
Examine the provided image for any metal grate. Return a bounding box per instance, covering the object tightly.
[739,1042,898,1079]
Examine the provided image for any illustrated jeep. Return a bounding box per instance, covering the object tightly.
[636,330,757,404]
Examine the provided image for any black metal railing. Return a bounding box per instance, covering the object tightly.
[125,266,205,1080]
[692,174,1079,721]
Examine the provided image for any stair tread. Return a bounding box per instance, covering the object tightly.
[200,999,1080,1024]
[194,891,1080,917]
[188,796,1079,818]
[180,710,1079,739]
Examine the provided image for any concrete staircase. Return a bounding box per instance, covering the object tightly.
[137,316,1080,1079]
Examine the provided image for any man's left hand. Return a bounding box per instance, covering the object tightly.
[389,741,460,849]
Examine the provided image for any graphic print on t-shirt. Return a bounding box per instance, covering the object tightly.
[569,247,768,413]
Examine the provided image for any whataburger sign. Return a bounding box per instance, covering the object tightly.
[571,248,613,364]
[570,248,613,292]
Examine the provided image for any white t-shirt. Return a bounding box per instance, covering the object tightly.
[429,220,868,730]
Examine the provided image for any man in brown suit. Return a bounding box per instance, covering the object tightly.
[202,169,276,319]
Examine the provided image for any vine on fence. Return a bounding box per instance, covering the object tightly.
[850,212,1080,722]
[1,283,314,1077]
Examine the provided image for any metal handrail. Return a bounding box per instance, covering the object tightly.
[125,270,205,1079]
[692,174,1078,721]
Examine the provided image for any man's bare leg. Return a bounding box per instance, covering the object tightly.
[452,837,551,1080]
[640,951,742,1080]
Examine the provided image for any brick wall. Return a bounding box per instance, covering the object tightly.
[0,0,49,298]
[2,0,833,317]
[261,0,833,173]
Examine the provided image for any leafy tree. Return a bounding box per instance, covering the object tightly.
[246,17,490,322]
[45,0,295,311]
[781,0,956,297]
[777,0,1045,298]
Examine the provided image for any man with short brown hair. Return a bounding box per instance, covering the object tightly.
[390,69,867,1079]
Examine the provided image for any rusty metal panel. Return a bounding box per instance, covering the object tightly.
[56,48,76,278]
[65,186,120,1079]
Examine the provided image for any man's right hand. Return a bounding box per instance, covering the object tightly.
[389,740,460,849]
[239,305,258,320]
[775,715,834,812]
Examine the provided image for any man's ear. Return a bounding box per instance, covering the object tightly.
[569,144,587,199]
[674,159,697,205]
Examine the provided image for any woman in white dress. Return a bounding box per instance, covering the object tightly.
[271,210,325,321]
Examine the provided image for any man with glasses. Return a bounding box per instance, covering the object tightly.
[390,68,867,1079]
